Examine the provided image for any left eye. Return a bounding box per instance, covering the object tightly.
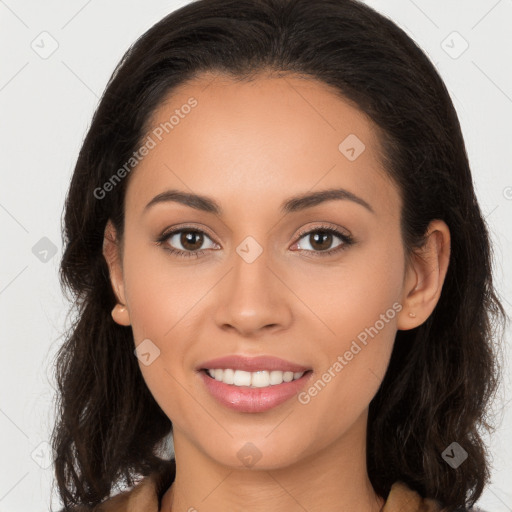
[294,228,346,252]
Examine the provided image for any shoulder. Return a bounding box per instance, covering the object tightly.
[384,481,488,512]
[60,459,176,512]
[384,481,443,511]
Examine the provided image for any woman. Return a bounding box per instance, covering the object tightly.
[51,0,506,510]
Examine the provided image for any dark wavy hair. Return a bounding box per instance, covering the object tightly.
[51,0,507,510]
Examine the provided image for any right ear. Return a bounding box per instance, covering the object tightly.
[102,220,130,326]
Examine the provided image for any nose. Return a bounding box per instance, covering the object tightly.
[213,242,293,337]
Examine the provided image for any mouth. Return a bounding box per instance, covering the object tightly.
[196,354,312,374]
[199,368,314,413]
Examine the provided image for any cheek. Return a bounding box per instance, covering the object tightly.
[122,258,200,430]
[291,235,404,431]
[289,227,405,345]
[121,231,205,340]
[295,299,400,447]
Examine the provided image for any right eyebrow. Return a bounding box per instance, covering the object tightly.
[144,190,221,215]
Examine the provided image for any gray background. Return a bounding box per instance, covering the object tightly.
[0,0,511,510]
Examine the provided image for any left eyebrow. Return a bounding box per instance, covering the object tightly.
[143,187,375,216]
[281,188,375,215]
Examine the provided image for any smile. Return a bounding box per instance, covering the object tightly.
[200,369,313,413]
[205,368,306,388]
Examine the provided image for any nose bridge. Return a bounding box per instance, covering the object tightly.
[233,234,271,293]
[212,233,292,334]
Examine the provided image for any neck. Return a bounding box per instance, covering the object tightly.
[161,411,384,512]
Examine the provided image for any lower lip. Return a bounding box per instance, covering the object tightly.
[199,370,313,413]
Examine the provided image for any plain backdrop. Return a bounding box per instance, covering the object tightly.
[1,1,511,510]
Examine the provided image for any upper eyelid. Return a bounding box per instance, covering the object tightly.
[295,223,351,238]
[160,223,216,240]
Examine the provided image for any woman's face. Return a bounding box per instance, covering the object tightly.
[107,73,420,469]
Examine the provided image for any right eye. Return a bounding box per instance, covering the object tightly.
[156,227,219,258]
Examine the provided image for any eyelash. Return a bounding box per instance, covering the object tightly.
[155,223,355,259]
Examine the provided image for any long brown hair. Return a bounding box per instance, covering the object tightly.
[51,0,507,510]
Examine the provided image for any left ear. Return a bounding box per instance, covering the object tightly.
[397,219,451,330]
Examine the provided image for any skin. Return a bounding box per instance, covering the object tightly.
[103,72,450,512]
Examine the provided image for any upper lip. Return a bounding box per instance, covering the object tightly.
[197,355,311,373]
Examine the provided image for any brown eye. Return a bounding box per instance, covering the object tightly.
[306,231,335,251]
[158,228,218,257]
[179,230,205,251]
[296,228,346,253]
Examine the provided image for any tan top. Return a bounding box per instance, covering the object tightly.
[80,460,450,511]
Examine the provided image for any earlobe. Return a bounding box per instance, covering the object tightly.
[102,220,131,326]
[397,219,451,330]
[111,303,131,326]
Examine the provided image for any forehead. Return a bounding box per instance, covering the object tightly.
[125,72,400,219]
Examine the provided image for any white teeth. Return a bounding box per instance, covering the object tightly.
[206,369,306,388]
[233,370,252,386]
